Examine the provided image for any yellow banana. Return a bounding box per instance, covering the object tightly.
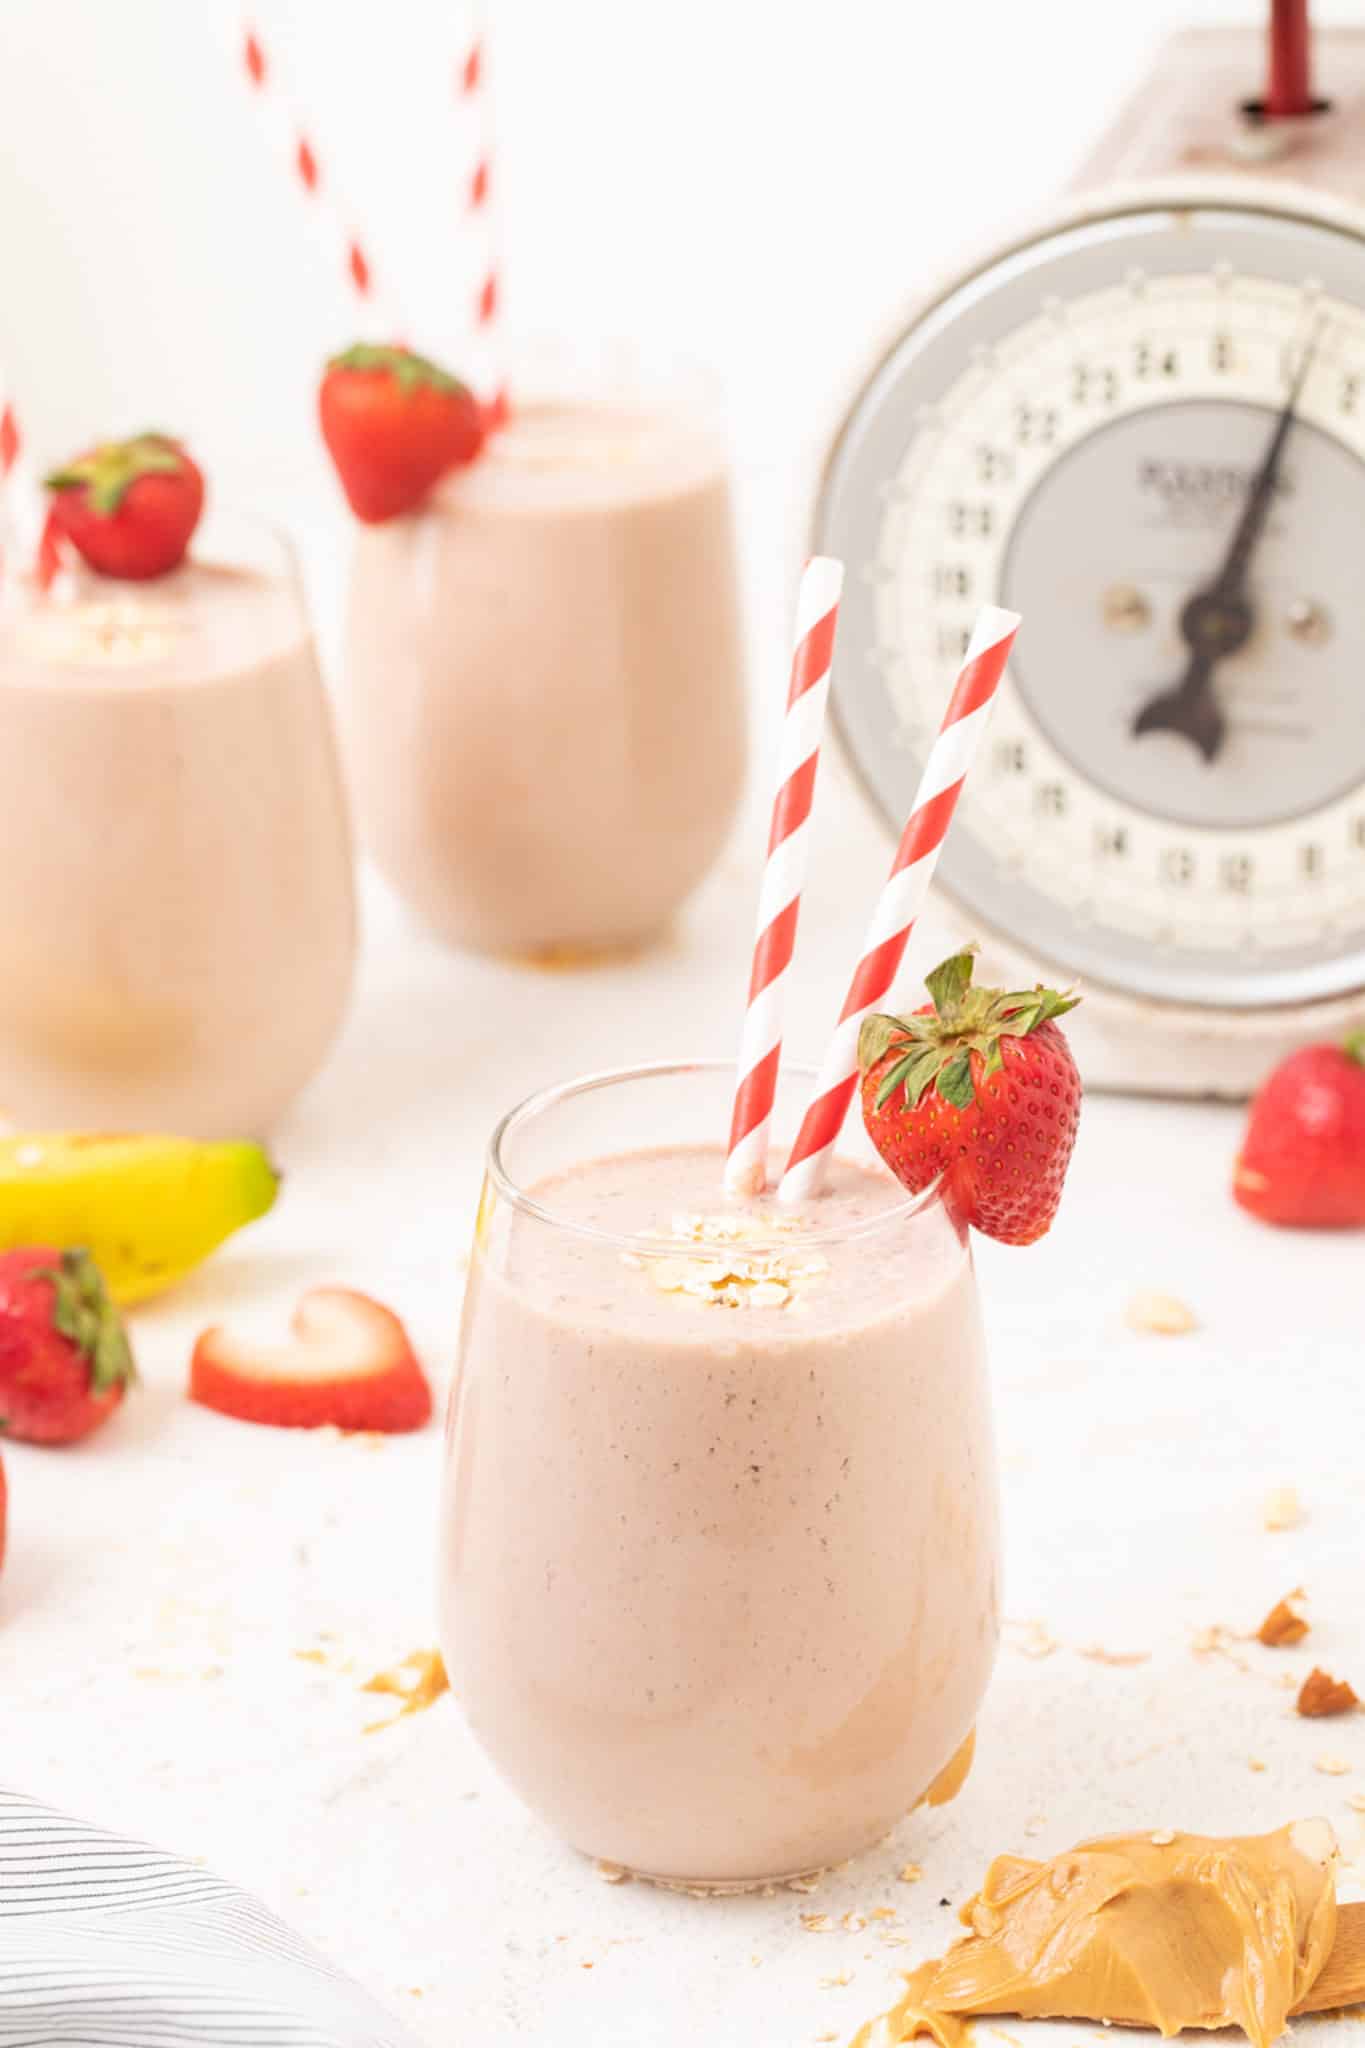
[0,1134,279,1305]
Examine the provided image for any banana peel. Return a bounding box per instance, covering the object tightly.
[0,1134,279,1305]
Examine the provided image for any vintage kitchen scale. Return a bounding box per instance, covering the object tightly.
[818,3,1365,1094]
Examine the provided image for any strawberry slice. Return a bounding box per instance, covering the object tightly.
[44,432,204,580]
[190,1287,432,1432]
[318,343,484,523]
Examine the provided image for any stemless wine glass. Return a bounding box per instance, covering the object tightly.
[343,351,747,960]
[0,508,356,1135]
[439,1060,1000,1890]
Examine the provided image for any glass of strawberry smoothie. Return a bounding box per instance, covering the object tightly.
[0,508,356,1135]
[343,358,747,961]
[439,1059,999,1890]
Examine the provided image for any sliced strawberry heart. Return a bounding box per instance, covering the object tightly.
[190,1287,432,1432]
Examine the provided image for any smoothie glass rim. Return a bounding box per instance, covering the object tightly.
[485,1057,947,1259]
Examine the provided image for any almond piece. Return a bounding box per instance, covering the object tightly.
[1298,1668,1360,1719]
[1258,1590,1309,1647]
[1124,1291,1198,1336]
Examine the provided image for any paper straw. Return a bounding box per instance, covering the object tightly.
[457,21,509,422]
[236,17,404,338]
[0,380,58,591]
[777,605,1020,1207]
[725,556,842,1197]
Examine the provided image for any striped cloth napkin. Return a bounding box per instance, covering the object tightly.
[0,1788,420,2046]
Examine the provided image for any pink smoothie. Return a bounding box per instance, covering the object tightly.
[440,1144,999,1887]
[0,564,355,1135]
[344,399,746,957]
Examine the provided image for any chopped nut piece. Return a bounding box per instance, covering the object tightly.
[1314,1754,1352,1775]
[1263,1487,1302,1532]
[1150,1829,1176,1846]
[595,1860,630,1883]
[1005,1618,1059,1659]
[1298,1668,1360,1719]
[360,1649,449,1733]
[1124,1290,1198,1335]
[1257,1590,1309,1647]
[898,1863,923,1883]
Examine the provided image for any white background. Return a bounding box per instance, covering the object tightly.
[4,11,1365,2047]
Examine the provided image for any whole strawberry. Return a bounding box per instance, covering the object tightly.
[0,1248,136,1444]
[859,948,1082,1245]
[1233,1034,1365,1228]
[319,343,484,523]
[44,432,204,580]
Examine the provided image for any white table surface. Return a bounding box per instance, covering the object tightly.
[3,721,1364,2046]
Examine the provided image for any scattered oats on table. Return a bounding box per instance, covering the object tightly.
[1263,1486,1303,1532]
[819,1971,854,1989]
[1315,1754,1353,1775]
[1005,1618,1059,1659]
[1248,1756,1268,1772]
[801,1914,831,1933]
[1124,1290,1197,1335]
[898,1863,923,1883]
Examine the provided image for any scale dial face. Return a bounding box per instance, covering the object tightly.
[818,197,1365,1009]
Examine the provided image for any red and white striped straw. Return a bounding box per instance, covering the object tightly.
[725,556,843,1197]
[0,380,59,591]
[457,21,508,423]
[236,16,403,339]
[777,604,1020,1207]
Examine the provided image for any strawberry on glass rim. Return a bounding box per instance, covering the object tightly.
[319,342,485,524]
[858,947,1083,1245]
[44,432,205,580]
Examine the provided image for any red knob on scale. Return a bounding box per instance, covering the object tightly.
[1265,0,1316,122]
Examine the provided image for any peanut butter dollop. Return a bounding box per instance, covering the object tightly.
[852,1820,1339,2048]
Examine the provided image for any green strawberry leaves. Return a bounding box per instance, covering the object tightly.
[327,342,469,397]
[31,1248,136,1392]
[860,946,1080,1113]
[45,432,185,517]
[925,947,978,1023]
[1345,1030,1365,1069]
[936,1047,976,1108]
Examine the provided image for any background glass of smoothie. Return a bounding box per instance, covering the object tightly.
[0,509,356,1136]
[439,1059,999,1890]
[344,363,746,960]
